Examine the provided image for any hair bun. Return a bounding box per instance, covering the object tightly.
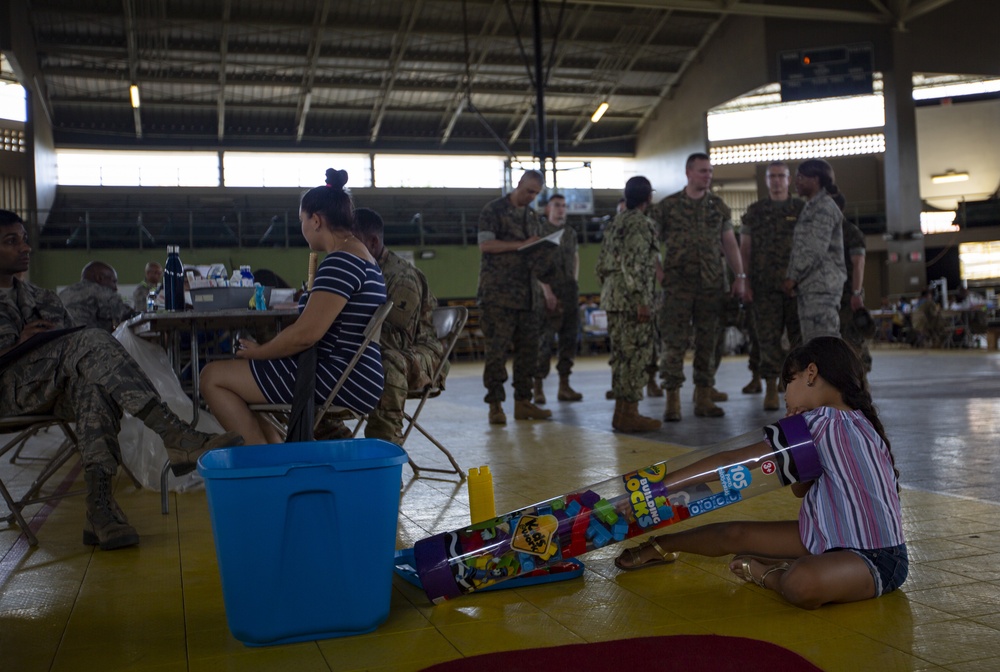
[325,168,348,190]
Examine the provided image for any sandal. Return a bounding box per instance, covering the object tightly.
[614,536,680,572]
[731,555,791,588]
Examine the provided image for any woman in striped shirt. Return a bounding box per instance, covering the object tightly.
[615,336,906,609]
[201,169,386,445]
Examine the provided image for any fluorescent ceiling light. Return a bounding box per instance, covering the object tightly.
[930,171,969,184]
[129,84,140,109]
[590,102,609,123]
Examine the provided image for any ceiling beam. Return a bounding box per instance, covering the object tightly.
[573,7,672,146]
[370,0,424,144]
[122,0,142,138]
[295,0,331,143]
[439,0,508,146]
[631,9,724,133]
[903,0,959,23]
[538,0,890,24]
[217,0,231,142]
[41,69,672,99]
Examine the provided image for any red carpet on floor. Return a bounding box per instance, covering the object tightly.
[418,634,823,672]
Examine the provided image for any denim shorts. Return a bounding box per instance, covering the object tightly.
[830,544,908,597]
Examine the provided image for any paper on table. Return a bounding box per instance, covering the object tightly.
[517,227,563,251]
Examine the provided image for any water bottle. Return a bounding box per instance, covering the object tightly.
[163,245,185,311]
[146,289,158,313]
[240,265,254,287]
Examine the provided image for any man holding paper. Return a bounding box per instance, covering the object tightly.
[477,170,557,426]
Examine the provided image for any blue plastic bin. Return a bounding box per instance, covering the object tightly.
[197,439,407,646]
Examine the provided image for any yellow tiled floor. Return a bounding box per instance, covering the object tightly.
[2,351,1000,671]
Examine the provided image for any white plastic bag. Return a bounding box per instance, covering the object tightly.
[113,322,225,492]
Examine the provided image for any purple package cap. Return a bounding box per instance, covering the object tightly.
[763,414,822,484]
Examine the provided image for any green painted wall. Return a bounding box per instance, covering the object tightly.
[31,242,605,299]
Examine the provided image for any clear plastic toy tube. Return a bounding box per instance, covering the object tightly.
[413,414,821,603]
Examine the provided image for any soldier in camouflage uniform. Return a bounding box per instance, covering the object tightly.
[651,153,748,421]
[596,176,660,433]
[533,194,583,405]
[0,210,242,551]
[132,261,163,311]
[836,198,872,372]
[740,162,804,410]
[783,159,846,342]
[354,208,447,444]
[58,261,137,332]
[477,170,554,425]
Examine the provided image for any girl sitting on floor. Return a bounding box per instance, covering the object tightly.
[614,336,906,610]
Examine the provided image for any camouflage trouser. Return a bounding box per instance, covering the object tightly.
[797,292,842,343]
[658,285,722,390]
[840,301,873,372]
[0,328,159,473]
[711,295,742,377]
[364,347,439,445]
[753,291,801,379]
[608,311,654,403]
[744,309,760,376]
[481,304,539,403]
[536,288,579,379]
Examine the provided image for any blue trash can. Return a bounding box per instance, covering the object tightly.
[198,439,408,646]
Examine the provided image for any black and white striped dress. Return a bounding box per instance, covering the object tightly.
[249,251,386,413]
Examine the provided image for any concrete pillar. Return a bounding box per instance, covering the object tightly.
[882,28,926,296]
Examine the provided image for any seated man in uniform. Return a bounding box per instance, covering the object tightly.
[132,261,163,311]
[352,207,447,445]
[59,260,137,332]
[0,210,243,551]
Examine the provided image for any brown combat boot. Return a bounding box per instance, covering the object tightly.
[83,468,139,551]
[694,386,725,417]
[664,389,681,422]
[742,374,762,394]
[139,402,244,476]
[612,399,623,430]
[764,378,781,411]
[693,387,728,402]
[532,377,546,405]
[514,399,552,420]
[617,402,662,433]
[646,373,664,398]
[557,374,583,402]
[488,402,507,425]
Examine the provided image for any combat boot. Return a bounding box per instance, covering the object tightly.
[693,387,728,402]
[617,402,662,433]
[742,374,762,394]
[514,399,552,420]
[664,389,681,422]
[557,374,583,402]
[694,386,725,417]
[646,373,664,398]
[83,468,139,551]
[764,378,781,411]
[138,401,244,476]
[612,399,623,430]
[533,378,547,405]
[488,402,507,425]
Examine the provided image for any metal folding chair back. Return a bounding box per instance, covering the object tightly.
[400,305,468,478]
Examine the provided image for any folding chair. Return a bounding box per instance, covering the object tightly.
[250,300,395,442]
[400,305,468,479]
[0,416,83,546]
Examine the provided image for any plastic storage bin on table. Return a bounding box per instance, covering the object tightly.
[198,439,407,646]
